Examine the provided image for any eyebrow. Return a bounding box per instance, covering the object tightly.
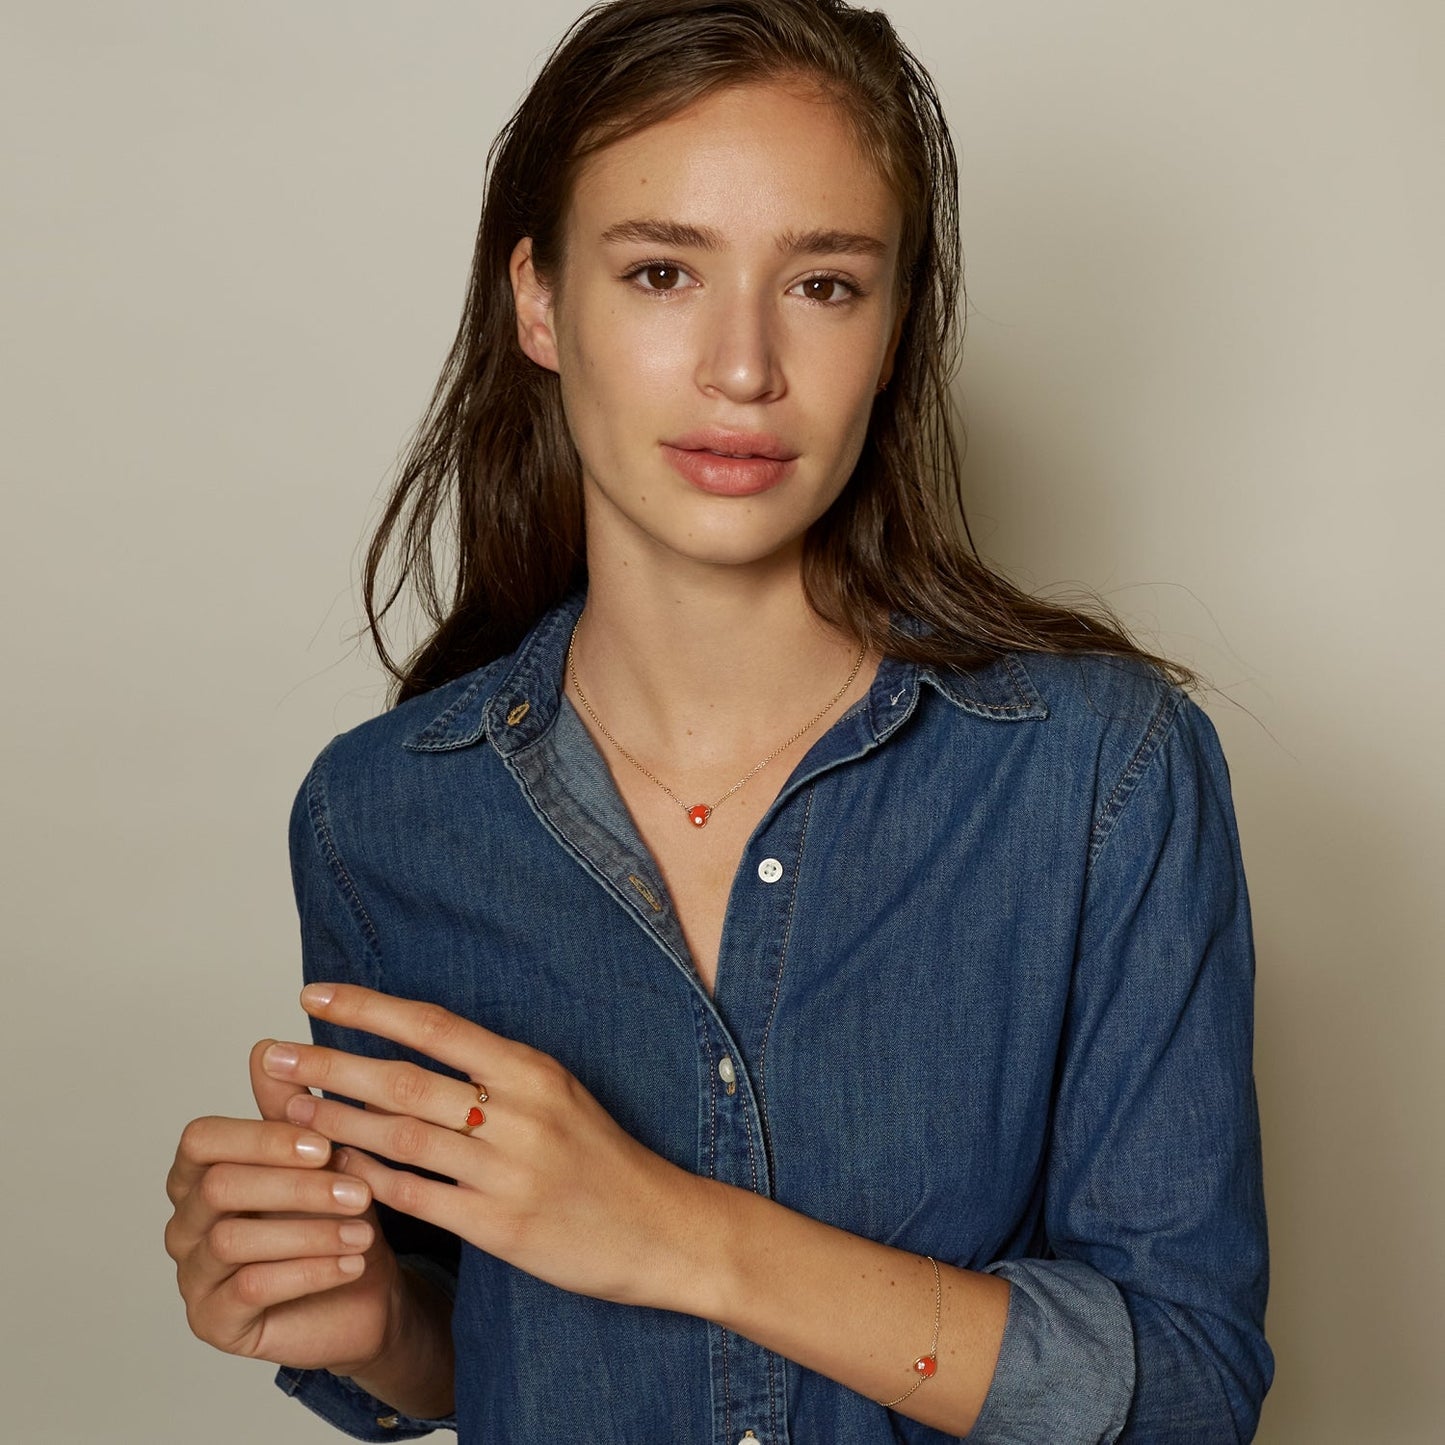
[597,217,888,259]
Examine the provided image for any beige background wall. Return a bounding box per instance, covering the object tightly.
[3,3,1440,1441]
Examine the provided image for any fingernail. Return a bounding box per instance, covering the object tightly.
[286,1093,317,1125]
[338,1253,365,1276]
[332,1178,368,1209]
[332,1147,351,1171]
[264,1043,300,1074]
[294,1133,329,1162]
[301,984,335,1008]
[339,1221,372,1247]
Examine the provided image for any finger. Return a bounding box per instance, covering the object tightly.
[167,1158,372,1267]
[296,982,513,1079]
[339,1147,476,1242]
[178,1207,376,1304]
[250,1037,316,1124]
[167,1115,333,1205]
[203,1213,375,1270]
[187,1159,372,1226]
[260,1040,481,1133]
[207,1251,369,1323]
[280,1093,477,1184]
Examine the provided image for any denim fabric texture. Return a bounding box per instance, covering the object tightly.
[274,585,1272,1443]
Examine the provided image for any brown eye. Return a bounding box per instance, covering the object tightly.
[639,265,685,290]
[792,275,857,304]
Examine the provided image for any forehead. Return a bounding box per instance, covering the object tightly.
[567,82,901,252]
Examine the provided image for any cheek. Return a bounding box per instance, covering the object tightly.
[559,299,684,417]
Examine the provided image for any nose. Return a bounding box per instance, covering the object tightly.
[693,292,785,404]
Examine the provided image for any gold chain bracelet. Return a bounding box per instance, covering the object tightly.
[876,1255,941,1408]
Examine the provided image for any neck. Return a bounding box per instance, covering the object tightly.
[569,548,876,773]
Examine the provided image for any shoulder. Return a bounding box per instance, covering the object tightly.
[1004,649,1180,728]
[925,647,1201,762]
[930,647,1236,843]
[1009,652,1238,872]
[291,654,513,830]
[1000,648,1222,764]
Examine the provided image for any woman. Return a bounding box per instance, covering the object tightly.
[164,1,1273,1440]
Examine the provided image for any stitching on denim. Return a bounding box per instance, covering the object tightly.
[702,998,718,1183]
[1002,652,1049,713]
[756,784,813,1190]
[767,1325,780,1439]
[1087,685,1183,869]
[918,654,1049,720]
[721,1317,733,1440]
[508,757,699,985]
[402,657,509,751]
[743,1069,760,1196]
[307,743,382,966]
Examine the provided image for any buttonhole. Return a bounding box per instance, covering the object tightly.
[627,874,663,912]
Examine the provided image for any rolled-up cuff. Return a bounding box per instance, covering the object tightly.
[272,1253,458,1440]
[274,1364,457,1441]
[966,1258,1135,1444]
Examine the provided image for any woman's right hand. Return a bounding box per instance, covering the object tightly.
[163,1038,402,1375]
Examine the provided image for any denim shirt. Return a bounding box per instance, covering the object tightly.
[275,586,1272,1443]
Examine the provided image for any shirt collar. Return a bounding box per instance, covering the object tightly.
[404,585,1046,755]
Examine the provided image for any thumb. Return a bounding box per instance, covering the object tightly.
[249,1037,311,1123]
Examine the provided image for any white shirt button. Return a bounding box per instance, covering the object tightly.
[757,857,783,884]
[737,1433,759,1445]
[718,1055,736,1086]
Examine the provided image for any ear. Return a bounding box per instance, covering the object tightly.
[510,236,560,373]
[877,298,907,391]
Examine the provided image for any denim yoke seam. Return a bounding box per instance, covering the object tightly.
[1085,685,1183,873]
[309,742,383,968]
[753,783,813,1434]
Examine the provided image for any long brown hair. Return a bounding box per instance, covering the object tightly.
[364,0,1193,704]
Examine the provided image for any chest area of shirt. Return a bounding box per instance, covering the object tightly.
[604,766,786,998]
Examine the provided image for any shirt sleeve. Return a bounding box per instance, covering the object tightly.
[271,746,460,1439]
[966,689,1273,1444]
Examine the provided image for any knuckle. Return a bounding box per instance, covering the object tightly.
[288,1170,326,1210]
[388,1170,425,1216]
[415,1003,459,1049]
[387,1117,429,1163]
[301,1047,332,1085]
[182,1296,213,1343]
[388,1065,432,1113]
[177,1116,215,1162]
[198,1165,235,1211]
[232,1263,270,1308]
[528,1053,574,1106]
[208,1218,245,1264]
[311,1254,344,1289]
[162,1216,187,1263]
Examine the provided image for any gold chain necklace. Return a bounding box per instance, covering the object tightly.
[566,616,867,828]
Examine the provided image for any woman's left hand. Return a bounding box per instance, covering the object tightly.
[260,983,712,1314]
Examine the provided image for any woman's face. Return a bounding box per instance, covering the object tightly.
[511,81,905,575]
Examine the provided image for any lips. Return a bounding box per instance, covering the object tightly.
[663,429,798,462]
[661,435,797,497]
